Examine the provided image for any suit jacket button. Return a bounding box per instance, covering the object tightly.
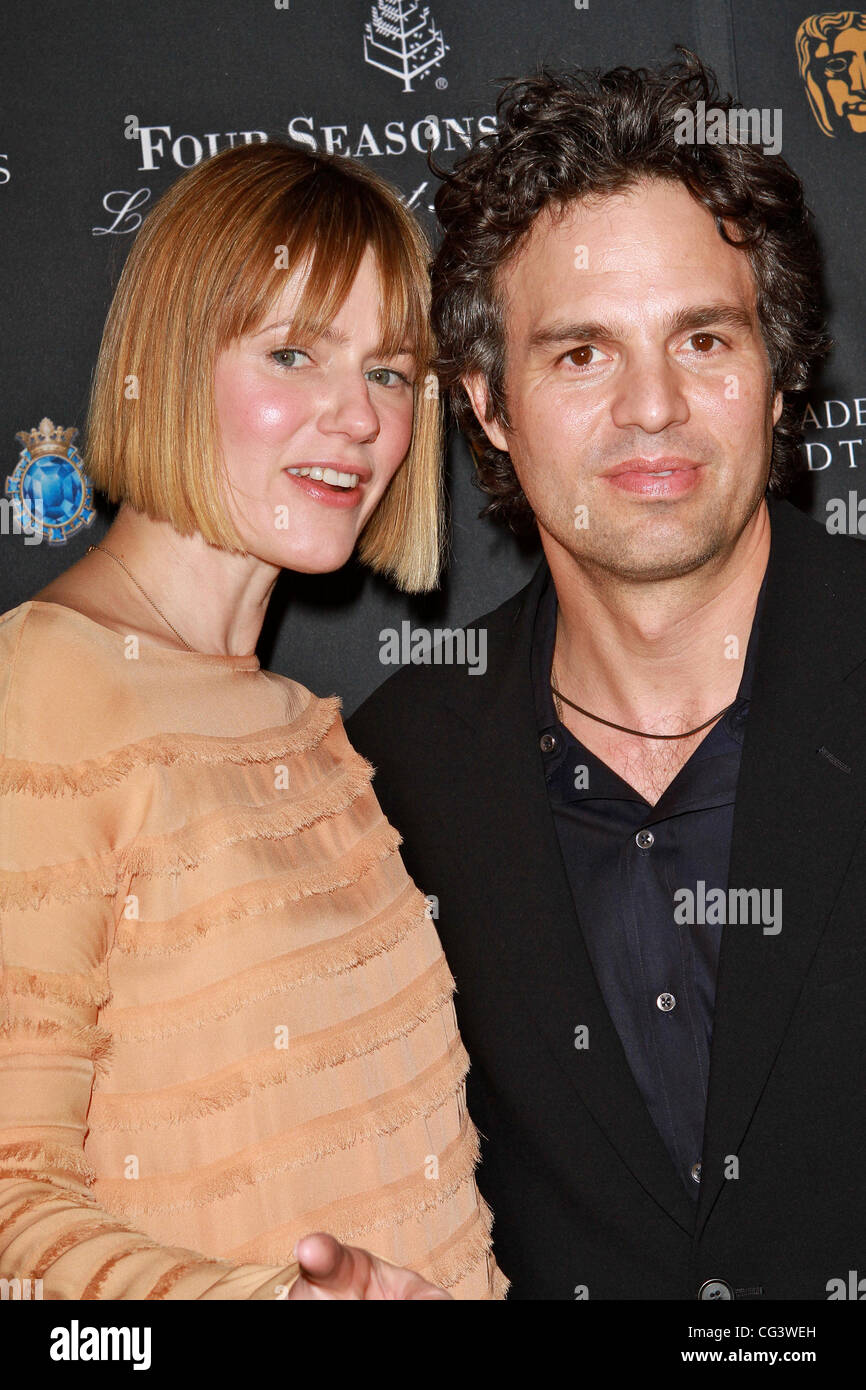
[698,1279,733,1300]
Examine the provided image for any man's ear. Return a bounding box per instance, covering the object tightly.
[461,373,510,453]
[772,388,784,426]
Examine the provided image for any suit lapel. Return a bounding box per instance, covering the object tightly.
[446,499,866,1237]
[446,561,697,1231]
[697,500,866,1232]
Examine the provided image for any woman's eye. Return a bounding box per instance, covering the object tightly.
[271,348,308,368]
[365,367,409,387]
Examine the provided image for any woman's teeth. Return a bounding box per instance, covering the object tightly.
[286,466,360,489]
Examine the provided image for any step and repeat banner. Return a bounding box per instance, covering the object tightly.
[3,0,865,712]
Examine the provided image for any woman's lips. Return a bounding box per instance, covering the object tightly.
[283,470,365,509]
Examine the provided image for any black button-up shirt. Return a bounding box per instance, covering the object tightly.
[530,562,768,1198]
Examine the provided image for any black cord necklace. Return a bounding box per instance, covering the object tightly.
[550,669,735,741]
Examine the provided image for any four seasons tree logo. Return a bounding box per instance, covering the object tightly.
[364,1,449,92]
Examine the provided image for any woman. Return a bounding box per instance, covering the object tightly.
[0,142,507,1300]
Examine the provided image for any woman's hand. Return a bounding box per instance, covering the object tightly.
[286,1233,452,1300]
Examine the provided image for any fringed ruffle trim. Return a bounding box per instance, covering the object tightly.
[425,1208,497,1293]
[334,1118,482,1242]
[82,1242,175,1300]
[0,1185,70,1238]
[143,1254,234,1301]
[0,749,375,911]
[428,1193,510,1298]
[113,817,403,958]
[224,1114,481,1265]
[0,1015,114,1074]
[32,1218,143,1280]
[87,952,456,1131]
[91,1036,469,1216]
[107,881,430,1040]
[0,695,341,799]
[0,1139,96,1188]
[1,960,111,1010]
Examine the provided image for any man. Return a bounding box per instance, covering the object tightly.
[347,52,866,1300]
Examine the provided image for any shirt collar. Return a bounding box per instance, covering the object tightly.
[530,544,770,759]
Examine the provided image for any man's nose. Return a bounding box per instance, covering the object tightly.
[609,351,691,435]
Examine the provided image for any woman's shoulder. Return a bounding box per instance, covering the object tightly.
[0,599,125,688]
[258,667,351,757]
[0,600,155,761]
[1,598,150,686]
[0,600,349,768]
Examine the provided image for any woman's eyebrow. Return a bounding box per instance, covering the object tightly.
[374,343,416,357]
[253,322,415,356]
[255,322,350,343]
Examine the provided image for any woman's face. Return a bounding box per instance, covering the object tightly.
[213,245,417,572]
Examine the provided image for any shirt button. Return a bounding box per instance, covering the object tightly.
[635,828,654,848]
[656,992,676,1012]
[540,733,557,753]
[690,1160,702,1184]
[698,1278,733,1300]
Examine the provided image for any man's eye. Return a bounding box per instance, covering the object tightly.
[271,348,308,368]
[565,345,602,368]
[687,333,720,353]
[365,367,409,387]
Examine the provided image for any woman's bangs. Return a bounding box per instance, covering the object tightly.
[229,180,426,361]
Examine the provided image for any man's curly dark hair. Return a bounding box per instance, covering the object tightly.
[431,48,831,534]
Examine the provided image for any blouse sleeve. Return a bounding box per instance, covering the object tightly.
[0,613,300,1299]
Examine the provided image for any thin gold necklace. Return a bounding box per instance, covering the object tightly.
[87,544,194,652]
[551,662,734,740]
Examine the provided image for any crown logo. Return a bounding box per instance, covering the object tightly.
[8,416,93,544]
[14,417,80,459]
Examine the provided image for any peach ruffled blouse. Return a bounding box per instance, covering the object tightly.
[0,601,507,1300]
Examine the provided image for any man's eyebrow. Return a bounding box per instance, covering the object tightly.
[527,303,756,350]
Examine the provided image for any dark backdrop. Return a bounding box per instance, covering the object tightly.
[3,0,864,713]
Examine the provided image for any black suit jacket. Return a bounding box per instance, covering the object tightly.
[347,497,866,1299]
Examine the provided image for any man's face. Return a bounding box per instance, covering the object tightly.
[464,178,783,584]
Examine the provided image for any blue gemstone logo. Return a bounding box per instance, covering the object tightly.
[8,419,95,544]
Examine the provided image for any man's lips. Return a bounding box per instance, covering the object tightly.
[603,457,703,477]
[603,458,705,497]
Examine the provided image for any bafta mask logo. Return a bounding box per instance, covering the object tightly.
[796,11,866,135]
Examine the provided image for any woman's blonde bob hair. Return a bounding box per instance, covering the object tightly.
[86,141,443,592]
